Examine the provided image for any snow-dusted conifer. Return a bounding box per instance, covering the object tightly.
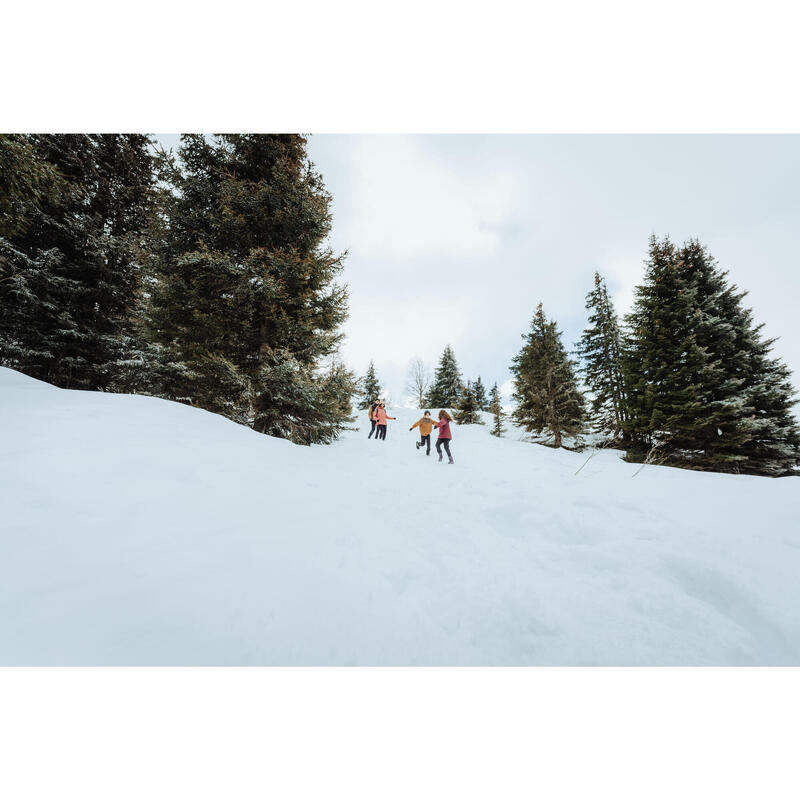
[425,345,463,407]
[148,134,354,444]
[359,361,382,409]
[0,134,157,390]
[511,303,585,448]
[473,375,489,411]
[454,380,484,424]
[489,382,505,437]
[576,272,626,440]
[623,235,800,475]
[0,135,62,238]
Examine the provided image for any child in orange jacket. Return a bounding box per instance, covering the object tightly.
[410,411,436,455]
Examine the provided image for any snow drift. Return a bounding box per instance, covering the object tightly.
[1,367,799,665]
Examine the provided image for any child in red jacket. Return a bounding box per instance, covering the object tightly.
[434,410,454,463]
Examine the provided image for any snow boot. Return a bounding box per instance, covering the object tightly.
[448,457,454,464]
[438,453,443,462]
[416,441,420,449]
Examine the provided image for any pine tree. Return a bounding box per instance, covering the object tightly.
[424,345,463,407]
[622,236,722,462]
[576,272,626,440]
[622,235,800,475]
[622,235,695,450]
[473,375,489,411]
[740,333,800,476]
[454,380,483,424]
[0,134,157,390]
[146,134,354,444]
[489,382,505,437]
[511,303,585,448]
[0,135,62,238]
[359,361,382,409]
[679,239,799,475]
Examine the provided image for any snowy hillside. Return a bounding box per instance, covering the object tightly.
[1,366,799,665]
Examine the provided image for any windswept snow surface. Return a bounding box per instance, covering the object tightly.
[1,367,799,665]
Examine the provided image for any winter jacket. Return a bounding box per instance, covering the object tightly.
[374,406,395,425]
[435,417,452,439]
[368,403,378,421]
[411,417,436,437]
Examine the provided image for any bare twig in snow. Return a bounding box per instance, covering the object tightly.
[632,441,668,477]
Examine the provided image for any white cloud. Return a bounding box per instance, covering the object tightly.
[341,136,523,260]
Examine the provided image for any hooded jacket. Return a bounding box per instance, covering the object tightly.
[411,416,436,437]
[374,406,395,425]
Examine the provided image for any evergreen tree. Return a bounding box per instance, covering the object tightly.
[309,358,359,444]
[147,134,354,444]
[359,360,382,409]
[473,375,489,411]
[622,235,800,475]
[622,235,695,450]
[0,135,62,238]
[424,345,463,407]
[0,134,157,390]
[511,303,585,448]
[454,380,483,424]
[740,331,800,476]
[679,239,799,475]
[489,382,505,437]
[576,272,626,439]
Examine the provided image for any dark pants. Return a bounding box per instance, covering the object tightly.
[368,419,376,438]
[377,424,387,440]
[436,438,452,459]
[419,434,431,454]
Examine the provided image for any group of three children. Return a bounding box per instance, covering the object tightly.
[367,402,454,464]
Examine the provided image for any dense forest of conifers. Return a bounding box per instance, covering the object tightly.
[1,134,798,475]
[0,133,355,445]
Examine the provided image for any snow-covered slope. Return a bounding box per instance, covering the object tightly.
[1,367,799,665]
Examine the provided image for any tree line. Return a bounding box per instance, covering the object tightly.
[3,135,797,475]
[0,134,355,445]
[359,348,504,433]
[361,236,800,477]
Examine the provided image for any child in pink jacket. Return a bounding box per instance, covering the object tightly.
[374,402,395,441]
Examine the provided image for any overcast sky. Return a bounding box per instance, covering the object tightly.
[157,135,800,406]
